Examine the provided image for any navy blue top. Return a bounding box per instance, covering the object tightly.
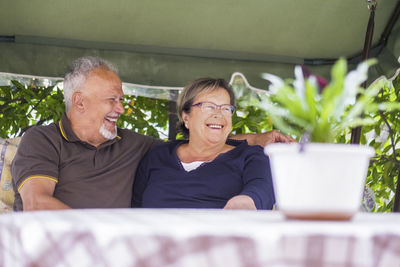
[132,139,275,209]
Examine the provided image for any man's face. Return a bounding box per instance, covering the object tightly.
[80,67,124,144]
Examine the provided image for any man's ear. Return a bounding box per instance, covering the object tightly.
[72,91,85,112]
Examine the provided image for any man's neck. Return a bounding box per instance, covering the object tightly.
[67,112,105,147]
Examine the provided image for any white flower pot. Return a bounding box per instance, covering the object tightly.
[264,143,375,220]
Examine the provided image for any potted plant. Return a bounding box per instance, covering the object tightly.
[254,58,400,220]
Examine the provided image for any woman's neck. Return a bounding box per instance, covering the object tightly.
[177,139,232,163]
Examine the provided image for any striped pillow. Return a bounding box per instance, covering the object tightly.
[0,137,21,213]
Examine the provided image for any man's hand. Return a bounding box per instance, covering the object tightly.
[223,195,257,210]
[231,130,297,147]
[253,130,297,147]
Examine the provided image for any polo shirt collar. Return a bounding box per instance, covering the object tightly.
[58,113,80,142]
[58,113,122,146]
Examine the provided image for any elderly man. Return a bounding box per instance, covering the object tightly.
[11,56,294,211]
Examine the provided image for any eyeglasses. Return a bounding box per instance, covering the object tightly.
[191,102,236,116]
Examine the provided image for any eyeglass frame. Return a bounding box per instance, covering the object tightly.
[191,101,236,115]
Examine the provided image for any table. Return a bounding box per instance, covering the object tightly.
[0,209,399,267]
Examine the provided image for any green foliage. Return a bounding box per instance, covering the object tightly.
[0,81,65,138]
[254,58,400,143]
[330,73,400,212]
[118,95,169,139]
[361,75,400,212]
[230,76,274,135]
[232,106,273,135]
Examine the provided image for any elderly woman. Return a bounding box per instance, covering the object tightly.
[132,78,275,210]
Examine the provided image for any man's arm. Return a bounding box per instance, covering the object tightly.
[19,178,70,210]
[11,126,69,211]
[230,130,297,146]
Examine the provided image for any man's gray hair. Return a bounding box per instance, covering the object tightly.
[63,56,118,111]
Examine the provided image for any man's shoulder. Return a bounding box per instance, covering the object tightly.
[17,123,62,155]
[118,129,159,142]
[227,139,266,158]
[22,123,60,142]
[118,128,148,138]
[241,142,265,155]
[116,129,163,154]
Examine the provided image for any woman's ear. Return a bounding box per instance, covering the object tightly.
[182,112,189,129]
[72,91,85,112]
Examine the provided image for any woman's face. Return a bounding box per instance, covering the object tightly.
[182,88,233,145]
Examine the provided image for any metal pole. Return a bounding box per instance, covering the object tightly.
[168,90,178,140]
[350,1,377,144]
[394,170,400,212]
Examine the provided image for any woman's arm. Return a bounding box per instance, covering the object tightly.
[233,146,275,210]
[224,195,257,210]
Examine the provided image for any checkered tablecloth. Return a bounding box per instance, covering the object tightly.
[0,209,399,267]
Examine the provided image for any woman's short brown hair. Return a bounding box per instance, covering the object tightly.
[176,78,236,137]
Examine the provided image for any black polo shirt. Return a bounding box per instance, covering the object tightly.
[11,113,161,210]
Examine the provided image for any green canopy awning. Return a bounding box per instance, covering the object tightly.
[0,0,399,87]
